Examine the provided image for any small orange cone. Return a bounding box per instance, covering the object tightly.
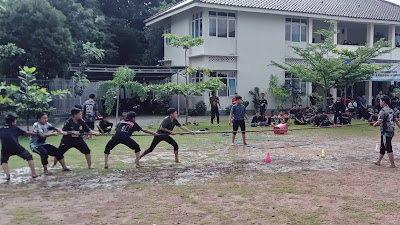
[266,153,271,163]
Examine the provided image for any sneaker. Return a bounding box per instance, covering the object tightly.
[218,124,220,127]
[211,124,214,126]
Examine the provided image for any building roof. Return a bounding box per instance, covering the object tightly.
[146,0,400,24]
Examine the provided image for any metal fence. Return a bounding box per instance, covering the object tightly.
[1,78,75,115]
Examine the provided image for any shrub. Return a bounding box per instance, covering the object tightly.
[189,101,207,116]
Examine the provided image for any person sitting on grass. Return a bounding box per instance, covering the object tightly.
[278,110,288,124]
[282,110,290,123]
[373,96,400,168]
[313,112,322,127]
[369,111,379,125]
[56,108,100,169]
[342,111,352,125]
[251,111,266,127]
[321,111,332,127]
[30,112,71,175]
[0,114,39,180]
[228,96,250,146]
[304,107,315,124]
[140,108,196,163]
[269,110,279,126]
[104,111,159,169]
[294,111,307,125]
[289,105,297,122]
[97,114,113,134]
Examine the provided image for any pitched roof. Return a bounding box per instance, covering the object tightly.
[146,0,400,23]
[197,0,400,22]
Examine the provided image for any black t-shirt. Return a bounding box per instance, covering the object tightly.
[334,101,345,112]
[314,116,322,125]
[259,99,268,111]
[115,120,142,138]
[0,125,26,151]
[297,109,304,115]
[99,120,113,131]
[295,113,304,120]
[310,96,316,105]
[321,115,330,122]
[209,96,219,108]
[62,118,91,141]
[290,109,297,114]
[251,116,264,123]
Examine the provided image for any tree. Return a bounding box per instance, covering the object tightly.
[268,75,291,110]
[249,87,261,109]
[271,22,392,111]
[98,66,146,121]
[1,67,70,130]
[0,0,74,78]
[163,34,204,68]
[72,42,105,104]
[148,69,226,124]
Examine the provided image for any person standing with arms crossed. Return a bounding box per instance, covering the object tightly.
[229,96,250,146]
[209,91,221,126]
[258,93,268,118]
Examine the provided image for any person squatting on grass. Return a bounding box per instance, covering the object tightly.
[140,108,195,163]
[373,96,400,168]
[30,112,71,174]
[229,96,250,146]
[56,108,100,169]
[0,114,38,180]
[104,111,158,169]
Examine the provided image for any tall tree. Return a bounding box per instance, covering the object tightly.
[271,22,391,110]
[0,0,74,78]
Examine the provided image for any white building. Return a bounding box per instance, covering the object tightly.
[145,0,400,112]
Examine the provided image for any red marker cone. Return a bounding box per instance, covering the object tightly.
[266,153,271,163]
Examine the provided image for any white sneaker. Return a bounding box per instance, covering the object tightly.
[211,124,214,126]
[218,124,220,127]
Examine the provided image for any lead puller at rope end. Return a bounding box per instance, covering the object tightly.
[373,95,400,168]
[140,108,196,164]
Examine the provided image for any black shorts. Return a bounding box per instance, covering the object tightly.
[104,136,141,154]
[1,145,33,164]
[31,144,62,165]
[59,138,91,158]
[233,120,246,135]
[380,136,393,155]
[86,122,95,130]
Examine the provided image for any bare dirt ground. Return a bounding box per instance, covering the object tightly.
[1,128,400,225]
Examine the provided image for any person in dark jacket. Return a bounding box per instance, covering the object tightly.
[333,97,345,124]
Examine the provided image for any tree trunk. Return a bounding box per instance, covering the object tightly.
[26,115,29,131]
[322,88,328,112]
[185,96,189,125]
[116,91,120,122]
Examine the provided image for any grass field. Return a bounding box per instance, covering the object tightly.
[2,119,400,225]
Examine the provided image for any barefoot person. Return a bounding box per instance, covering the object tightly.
[58,108,100,169]
[229,95,250,146]
[140,108,195,163]
[373,96,400,168]
[30,112,71,174]
[0,114,38,180]
[104,111,158,169]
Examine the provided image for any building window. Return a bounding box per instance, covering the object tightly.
[285,72,306,95]
[211,71,236,96]
[190,72,204,83]
[209,11,236,38]
[285,18,307,42]
[396,32,400,47]
[191,12,202,38]
[164,24,171,44]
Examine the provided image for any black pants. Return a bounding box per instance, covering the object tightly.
[86,122,95,130]
[260,110,266,118]
[380,136,393,155]
[334,112,343,124]
[1,145,33,164]
[146,135,179,153]
[343,118,351,125]
[58,138,91,159]
[211,106,219,124]
[104,136,141,154]
[233,120,245,135]
[32,144,62,165]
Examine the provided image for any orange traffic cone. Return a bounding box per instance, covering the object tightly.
[266,153,271,163]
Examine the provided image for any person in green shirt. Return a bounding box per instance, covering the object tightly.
[140,108,195,163]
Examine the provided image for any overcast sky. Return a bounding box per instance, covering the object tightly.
[387,0,400,5]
